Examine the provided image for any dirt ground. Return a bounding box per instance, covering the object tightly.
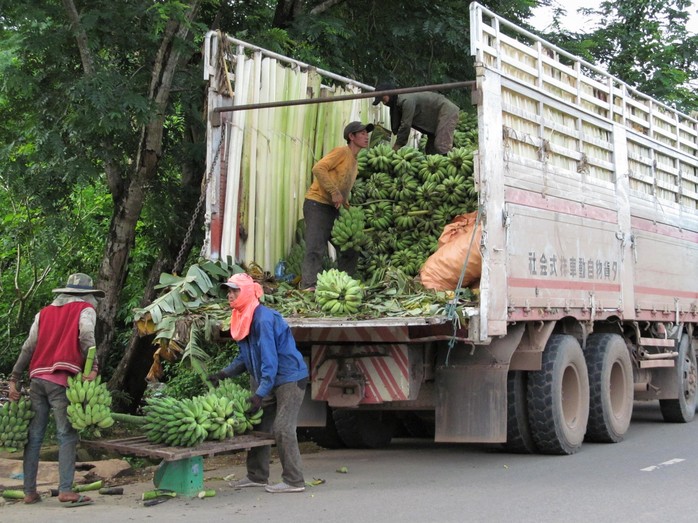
[0,439,322,519]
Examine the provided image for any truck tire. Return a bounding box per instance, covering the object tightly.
[299,408,345,449]
[502,371,537,453]
[584,333,634,442]
[526,334,589,455]
[333,410,396,448]
[398,412,435,439]
[659,334,697,423]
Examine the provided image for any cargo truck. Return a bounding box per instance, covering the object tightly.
[201,3,698,454]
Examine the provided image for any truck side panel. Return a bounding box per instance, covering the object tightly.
[471,4,698,329]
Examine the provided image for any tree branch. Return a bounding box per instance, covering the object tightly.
[61,0,125,197]
[309,0,345,16]
[61,0,95,75]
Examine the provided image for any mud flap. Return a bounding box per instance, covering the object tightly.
[434,323,525,443]
[297,384,327,427]
[435,364,508,443]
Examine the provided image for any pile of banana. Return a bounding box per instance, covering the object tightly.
[331,206,367,252]
[315,269,363,316]
[142,381,262,447]
[350,114,477,280]
[0,397,34,452]
[283,109,479,283]
[66,373,115,437]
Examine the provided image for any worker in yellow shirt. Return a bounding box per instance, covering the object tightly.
[300,121,374,290]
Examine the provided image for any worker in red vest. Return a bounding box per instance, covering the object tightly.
[8,273,104,507]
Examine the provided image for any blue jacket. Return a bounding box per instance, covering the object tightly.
[221,305,308,398]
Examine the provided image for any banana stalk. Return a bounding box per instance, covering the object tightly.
[83,346,96,374]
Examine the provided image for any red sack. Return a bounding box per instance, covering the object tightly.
[420,211,482,291]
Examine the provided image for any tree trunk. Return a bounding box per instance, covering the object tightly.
[94,2,202,367]
[108,256,169,412]
[272,0,304,28]
[109,116,206,408]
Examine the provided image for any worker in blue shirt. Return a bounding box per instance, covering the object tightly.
[208,272,308,493]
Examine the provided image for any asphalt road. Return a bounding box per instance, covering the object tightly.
[4,400,697,523]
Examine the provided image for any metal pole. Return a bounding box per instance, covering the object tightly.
[210,81,475,126]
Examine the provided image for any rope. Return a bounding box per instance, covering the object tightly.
[444,206,482,367]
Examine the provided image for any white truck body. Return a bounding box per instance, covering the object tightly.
[204,3,698,453]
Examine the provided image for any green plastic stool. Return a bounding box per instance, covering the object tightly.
[153,456,204,497]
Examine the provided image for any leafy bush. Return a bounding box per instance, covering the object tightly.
[154,341,250,401]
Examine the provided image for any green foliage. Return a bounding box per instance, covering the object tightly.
[0,175,110,366]
[0,0,213,378]
[541,0,698,112]
[158,342,247,400]
[133,259,244,337]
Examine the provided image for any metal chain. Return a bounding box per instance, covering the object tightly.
[173,124,227,275]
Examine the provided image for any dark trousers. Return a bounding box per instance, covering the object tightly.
[426,106,459,155]
[246,381,306,487]
[300,199,358,288]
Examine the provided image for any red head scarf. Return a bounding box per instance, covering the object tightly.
[225,273,264,341]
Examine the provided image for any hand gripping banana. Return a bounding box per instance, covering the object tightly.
[66,370,115,438]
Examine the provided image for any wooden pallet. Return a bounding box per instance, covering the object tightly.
[82,431,275,461]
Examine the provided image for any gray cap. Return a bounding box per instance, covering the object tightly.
[343,121,375,141]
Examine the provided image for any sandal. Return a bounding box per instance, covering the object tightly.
[59,494,94,507]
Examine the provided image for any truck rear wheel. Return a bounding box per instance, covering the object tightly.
[527,334,589,455]
[502,371,536,453]
[398,411,435,439]
[333,410,396,448]
[299,407,345,449]
[584,333,634,442]
[659,334,697,423]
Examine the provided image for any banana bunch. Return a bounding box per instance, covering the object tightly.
[390,146,421,176]
[418,155,447,183]
[143,396,208,447]
[439,173,469,205]
[454,113,479,148]
[445,147,474,177]
[357,148,369,173]
[197,393,242,441]
[415,181,444,210]
[143,384,264,447]
[66,373,115,437]
[433,203,460,229]
[389,173,419,201]
[351,178,368,202]
[365,171,392,200]
[211,379,264,434]
[0,397,34,452]
[284,239,305,279]
[457,111,478,132]
[366,142,395,171]
[314,269,363,315]
[364,201,393,230]
[390,248,425,277]
[454,129,478,148]
[331,206,366,252]
[464,176,478,197]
